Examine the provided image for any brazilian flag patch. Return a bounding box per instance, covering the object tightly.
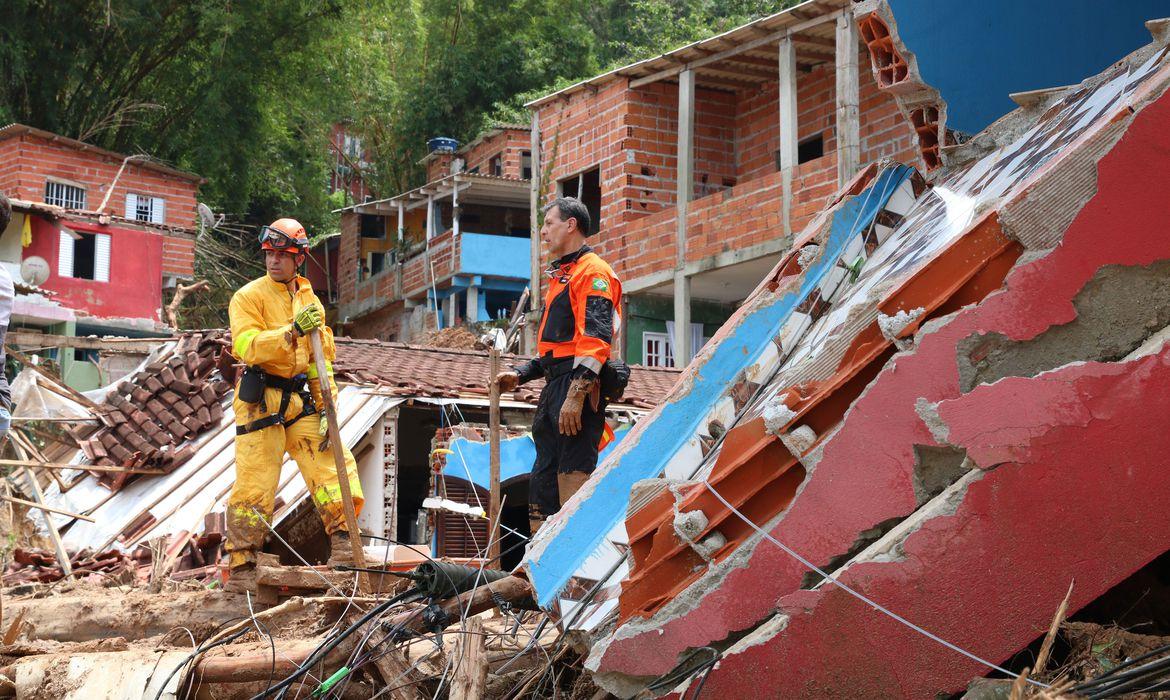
[592,277,609,292]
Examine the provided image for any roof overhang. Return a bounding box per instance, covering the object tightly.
[526,0,848,107]
[337,173,530,215]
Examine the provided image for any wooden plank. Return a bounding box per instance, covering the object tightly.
[0,493,96,522]
[19,468,72,576]
[488,349,502,562]
[835,11,860,186]
[0,458,164,475]
[308,330,368,592]
[449,616,488,700]
[8,332,171,354]
[628,9,843,89]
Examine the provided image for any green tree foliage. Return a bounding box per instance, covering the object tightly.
[0,0,795,327]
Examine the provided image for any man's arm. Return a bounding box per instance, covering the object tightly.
[496,357,543,393]
[570,268,620,378]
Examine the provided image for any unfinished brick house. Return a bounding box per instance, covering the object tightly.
[526,0,922,366]
[335,125,532,341]
[0,123,202,387]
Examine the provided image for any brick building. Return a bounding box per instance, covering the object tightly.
[327,122,372,206]
[525,0,921,366]
[335,125,532,341]
[0,123,202,387]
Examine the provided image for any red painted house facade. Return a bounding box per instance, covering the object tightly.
[0,123,202,333]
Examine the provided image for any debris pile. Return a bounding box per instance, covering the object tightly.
[2,548,132,586]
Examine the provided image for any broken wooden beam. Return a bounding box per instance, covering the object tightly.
[449,616,488,700]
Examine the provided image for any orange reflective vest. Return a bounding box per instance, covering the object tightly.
[536,246,622,376]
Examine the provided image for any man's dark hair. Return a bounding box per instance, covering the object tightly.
[0,193,9,233]
[545,196,591,236]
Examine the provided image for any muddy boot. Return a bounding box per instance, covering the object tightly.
[223,564,258,594]
[327,530,354,569]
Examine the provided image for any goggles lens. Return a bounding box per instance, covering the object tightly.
[258,226,299,250]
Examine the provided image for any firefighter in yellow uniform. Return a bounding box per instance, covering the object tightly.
[223,218,363,591]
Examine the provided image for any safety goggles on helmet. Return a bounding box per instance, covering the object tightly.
[258,226,305,251]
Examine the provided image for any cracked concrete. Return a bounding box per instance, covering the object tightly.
[957,260,1170,392]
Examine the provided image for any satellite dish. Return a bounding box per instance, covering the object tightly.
[197,202,223,230]
[21,256,50,286]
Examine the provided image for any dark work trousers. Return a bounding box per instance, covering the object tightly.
[529,372,607,522]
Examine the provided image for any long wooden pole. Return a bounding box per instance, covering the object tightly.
[20,468,72,576]
[308,330,368,582]
[0,493,96,522]
[0,458,164,475]
[488,348,502,562]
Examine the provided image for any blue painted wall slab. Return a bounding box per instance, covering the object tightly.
[888,0,1168,134]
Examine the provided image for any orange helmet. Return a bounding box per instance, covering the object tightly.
[258,218,309,254]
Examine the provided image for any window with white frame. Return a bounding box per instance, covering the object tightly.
[44,180,87,209]
[643,331,674,368]
[125,193,166,224]
[58,228,110,281]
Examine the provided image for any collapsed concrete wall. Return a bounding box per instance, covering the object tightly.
[519,12,1170,698]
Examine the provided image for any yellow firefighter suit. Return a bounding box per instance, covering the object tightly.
[225,274,363,569]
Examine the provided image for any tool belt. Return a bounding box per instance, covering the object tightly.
[235,366,317,435]
[539,354,630,401]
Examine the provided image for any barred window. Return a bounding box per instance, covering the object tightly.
[44,180,87,209]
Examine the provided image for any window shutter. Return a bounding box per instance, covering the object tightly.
[94,233,111,282]
[58,231,74,278]
[151,198,165,225]
[125,193,137,219]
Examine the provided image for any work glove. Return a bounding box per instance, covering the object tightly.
[293,305,324,336]
[495,371,520,393]
[0,406,10,444]
[559,376,597,436]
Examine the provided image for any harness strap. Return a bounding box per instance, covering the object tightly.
[236,372,318,436]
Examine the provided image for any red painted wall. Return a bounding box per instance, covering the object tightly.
[25,214,165,321]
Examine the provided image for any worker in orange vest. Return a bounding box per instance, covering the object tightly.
[223,218,362,592]
[496,197,624,535]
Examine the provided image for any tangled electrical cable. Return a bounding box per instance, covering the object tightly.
[1073,642,1170,698]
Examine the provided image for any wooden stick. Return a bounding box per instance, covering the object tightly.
[18,468,73,576]
[0,493,95,523]
[488,348,502,562]
[1034,580,1075,674]
[0,458,164,475]
[308,329,368,586]
[450,615,488,700]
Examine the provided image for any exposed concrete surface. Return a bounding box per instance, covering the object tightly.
[591,45,1170,689]
[646,61,1170,697]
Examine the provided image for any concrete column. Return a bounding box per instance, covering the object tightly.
[452,183,461,237]
[836,12,861,186]
[396,201,404,243]
[425,194,435,240]
[778,35,798,238]
[444,293,457,327]
[673,68,695,367]
[466,284,480,323]
[528,111,542,355]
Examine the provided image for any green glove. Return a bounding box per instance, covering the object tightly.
[319,414,329,437]
[293,305,324,335]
